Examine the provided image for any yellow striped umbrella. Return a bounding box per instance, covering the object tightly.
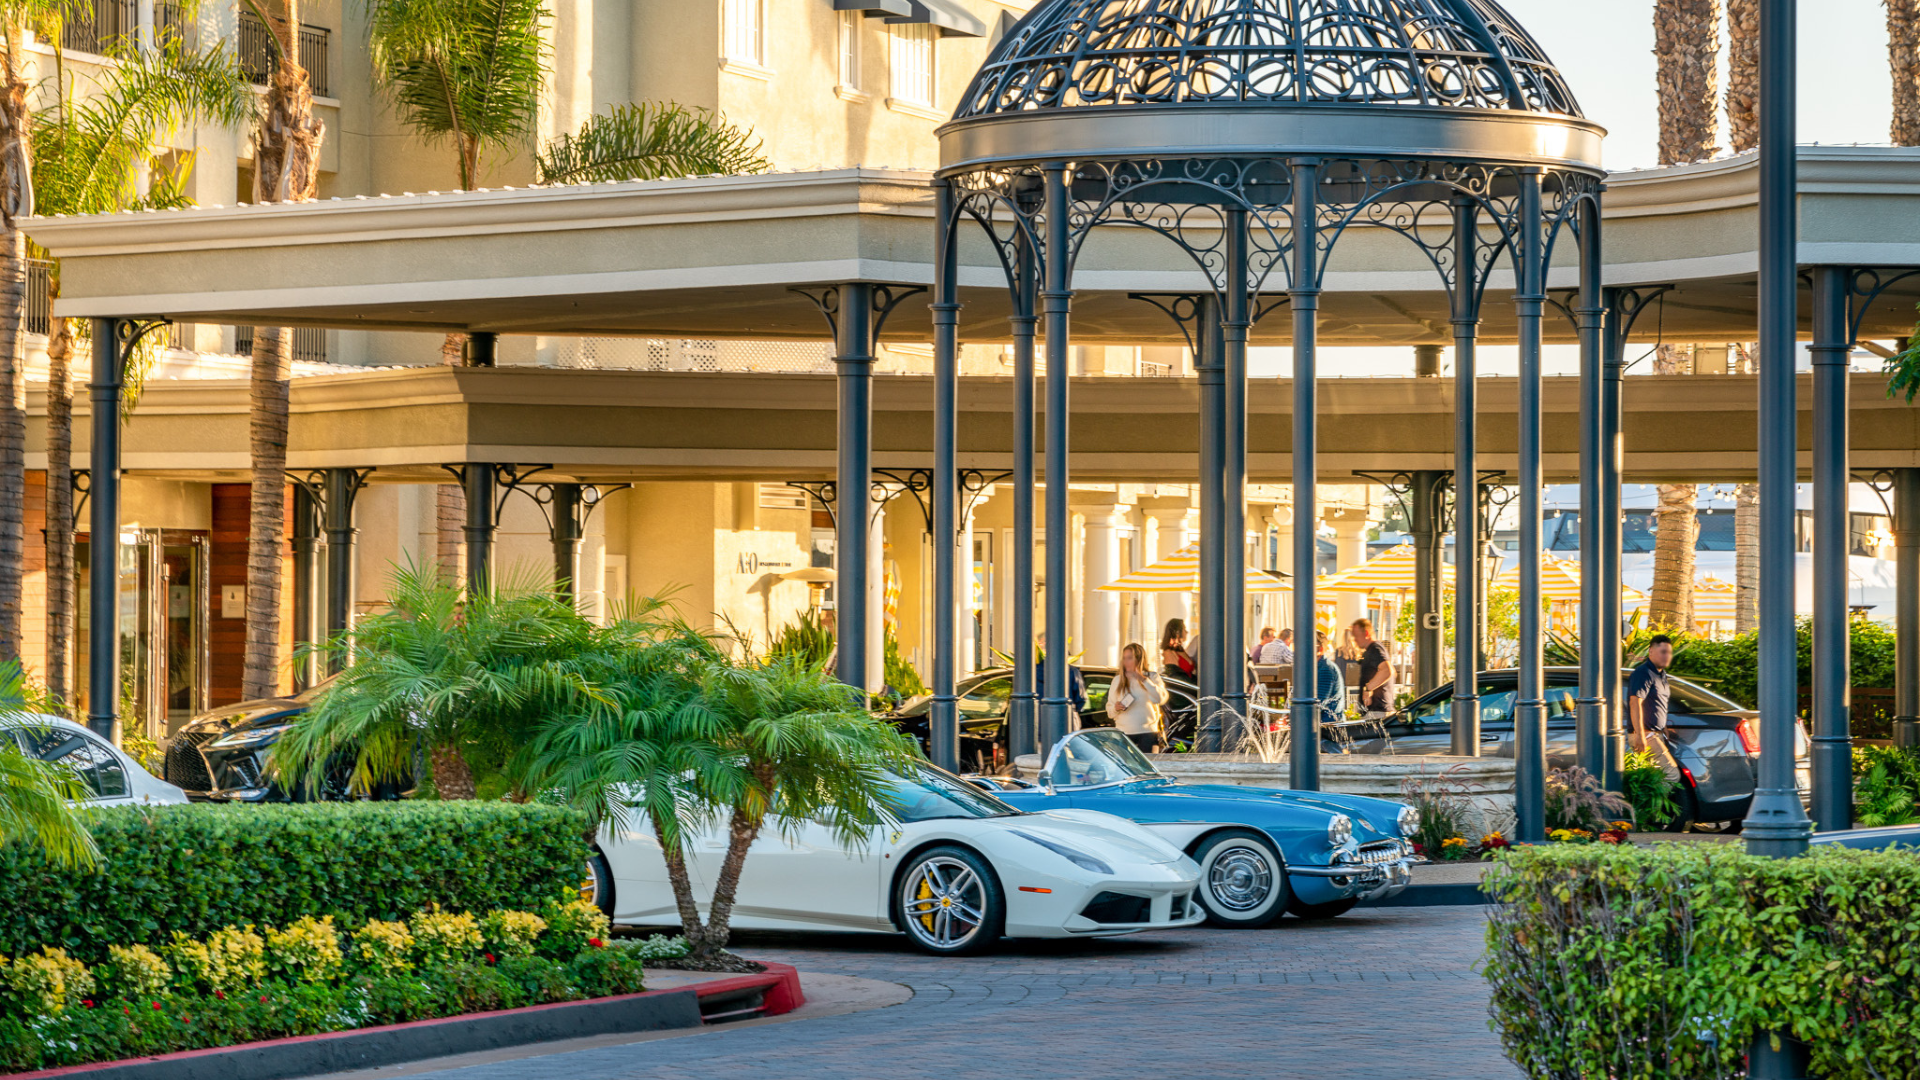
[1315,545,1424,594]
[1098,542,1289,593]
[1495,554,1648,605]
[1691,575,1740,623]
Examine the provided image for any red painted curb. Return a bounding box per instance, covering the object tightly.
[689,961,805,1017]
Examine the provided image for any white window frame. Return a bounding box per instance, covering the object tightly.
[889,22,937,112]
[838,11,864,95]
[723,0,766,68]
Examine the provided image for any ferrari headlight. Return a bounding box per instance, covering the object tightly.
[207,724,291,749]
[1327,814,1353,847]
[1398,805,1420,838]
[1011,830,1113,875]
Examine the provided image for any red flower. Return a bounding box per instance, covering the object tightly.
[484,953,496,964]
[81,1000,94,1009]
[259,995,269,1004]
[214,991,225,1000]
[122,1007,130,1015]
[152,1002,162,1011]
[588,938,605,948]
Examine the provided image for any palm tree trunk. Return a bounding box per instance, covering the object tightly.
[1734,481,1760,633]
[45,317,74,707]
[1653,0,1722,167]
[428,741,476,799]
[436,332,467,582]
[1892,0,1920,146]
[1725,0,1759,153]
[0,226,24,665]
[651,818,708,953]
[697,803,764,964]
[245,1,324,699]
[244,327,290,700]
[1648,345,1698,630]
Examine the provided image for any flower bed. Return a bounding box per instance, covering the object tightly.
[0,900,688,1073]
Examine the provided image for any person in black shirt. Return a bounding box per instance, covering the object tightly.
[1350,618,1394,713]
[1627,634,1681,782]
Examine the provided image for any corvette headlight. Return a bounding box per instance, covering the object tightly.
[1398,805,1420,838]
[207,724,291,749]
[1327,814,1353,847]
[1011,830,1113,875]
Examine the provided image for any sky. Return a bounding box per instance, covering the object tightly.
[1249,0,1897,380]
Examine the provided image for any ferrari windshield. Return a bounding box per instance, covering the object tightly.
[1047,729,1162,788]
[881,765,1021,822]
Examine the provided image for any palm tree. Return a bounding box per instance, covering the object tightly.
[0,1,78,666]
[32,42,255,707]
[535,103,768,185]
[1892,1,1920,146]
[1647,0,1722,631]
[272,561,602,799]
[1726,0,1760,634]
[522,647,919,969]
[243,0,325,701]
[0,659,96,866]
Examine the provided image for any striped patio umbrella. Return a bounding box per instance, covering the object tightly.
[1098,542,1289,593]
[1315,545,1423,594]
[1691,575,1740,623]
[1495,554,1648,605]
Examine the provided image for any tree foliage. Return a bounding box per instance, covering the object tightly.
[0,660,95,868]
[535,102,768,186]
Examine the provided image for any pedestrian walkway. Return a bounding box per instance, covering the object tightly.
[332,907,1518,1080]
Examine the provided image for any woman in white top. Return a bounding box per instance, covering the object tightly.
[1107,642,1170,753]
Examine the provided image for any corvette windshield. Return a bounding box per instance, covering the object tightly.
[882,766,1021,822]
[1048,729,1162,788]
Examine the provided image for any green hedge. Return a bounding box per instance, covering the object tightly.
[0,802,590,962]
[1484,844,1920,1080]
[1666,618,1897,711]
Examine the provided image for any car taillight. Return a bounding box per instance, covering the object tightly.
[1735,719,1760,755]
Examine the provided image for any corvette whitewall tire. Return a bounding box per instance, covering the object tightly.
[1192,829,1289,929]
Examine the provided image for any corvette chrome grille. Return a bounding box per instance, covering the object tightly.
[1334,842,1408,869]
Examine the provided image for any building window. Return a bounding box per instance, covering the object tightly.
[723,0,763,66]
[890,22,935,107]
[838,11,862,91]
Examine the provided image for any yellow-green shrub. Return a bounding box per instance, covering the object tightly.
[168,927,266,992]
[98,945,169,1001]
[407,909,480,966]
[480,910,546,958]
[264,916,342,983]
[2,948,94,1013]
[352,920,413,975]
[539,898,610,954]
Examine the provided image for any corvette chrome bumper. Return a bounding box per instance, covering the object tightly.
[1290,841,1416,901]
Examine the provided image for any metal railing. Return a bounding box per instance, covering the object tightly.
[60,0,189,55]
[238,12,331,97]
[234,325,329,365]
[25,260,52,338]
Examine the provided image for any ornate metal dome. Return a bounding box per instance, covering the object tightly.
[939,0,1603,176]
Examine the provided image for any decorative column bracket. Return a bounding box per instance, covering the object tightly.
[526,481,630,538]
[437,464,556,521]
[792,284,927,346]
[71,470,90,521]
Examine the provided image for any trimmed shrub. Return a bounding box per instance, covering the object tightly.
[1484,843,1920,1080]
[0,802,588,962]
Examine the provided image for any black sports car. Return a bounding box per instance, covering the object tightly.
[163,679,408,802]
[885,667,1202,770]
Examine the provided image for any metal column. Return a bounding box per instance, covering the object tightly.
[1895,468,1920,749]
[290,483,319,690]
[1600,291,1629,790]
[467,331,498,368]
[1222,207,1251,727]
[1288,158,1322,792]
[1744,0,1814,957]
[1810,266,1853,831]
[1195,295,1227,734]
[1449,195,1482,757]
[930,181,963,771]
[463,465,496,594]
[1009,234,1040,760]
[1411,470,1445,695]
[86,318,125,741]
[1038,166,1075,756]
[834,283,877,692]
[1514,171,1547,843]
[321,468,363,670]
[1574,199,1607,779]
[548,483,585,600]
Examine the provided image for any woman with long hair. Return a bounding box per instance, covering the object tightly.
[1160,618,1195,682]
[1108,642,1169,753]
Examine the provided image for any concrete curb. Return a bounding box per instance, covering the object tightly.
[5,963,809,1080]
[1362,882,1488,907]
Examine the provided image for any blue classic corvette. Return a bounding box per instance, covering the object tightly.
[983,730,1419,927]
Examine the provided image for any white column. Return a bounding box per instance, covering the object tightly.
[1267,504,1294,630]
[1075,495,1124,667]
[1141,498,1197,635]
[1329,511,1371,628]
[866,502,886,693]
[958,507,977,677]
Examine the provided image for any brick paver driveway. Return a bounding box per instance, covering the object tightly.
[391,907,1519,1080]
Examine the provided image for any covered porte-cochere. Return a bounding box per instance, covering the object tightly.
[27,0,1920,846]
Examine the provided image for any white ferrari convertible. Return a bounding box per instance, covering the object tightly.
[586,764,1205,955]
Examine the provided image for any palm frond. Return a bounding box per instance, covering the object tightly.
[536,102,770,186]
[365,0,549,179]
[0,660,97,867]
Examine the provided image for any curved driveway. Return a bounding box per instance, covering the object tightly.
[375,907,1520,1080]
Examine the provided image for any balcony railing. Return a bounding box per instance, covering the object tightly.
[61,0,188,56]
[234,325,329,366]
[238,12,330,97]
[25,260,52,338]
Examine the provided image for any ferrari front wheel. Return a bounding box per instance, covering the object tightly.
[897,846,1004,956]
